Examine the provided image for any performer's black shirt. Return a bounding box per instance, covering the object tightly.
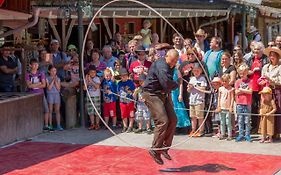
[143,58,178,94]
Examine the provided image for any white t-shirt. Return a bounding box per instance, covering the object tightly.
[88,76,101,97]
[189,75,207,105]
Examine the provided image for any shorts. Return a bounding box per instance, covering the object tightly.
[47,93,61,104]
[135,109,150,121]
[190,103,205,119]
[87,96,101,116]
[43,95,49,113]
[103,102,116,117]
[120,102,135,119]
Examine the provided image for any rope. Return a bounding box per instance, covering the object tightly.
[80,0,214,151]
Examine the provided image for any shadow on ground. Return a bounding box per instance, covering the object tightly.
[159,164,236,173]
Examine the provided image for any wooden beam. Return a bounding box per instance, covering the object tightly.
[65,19,76,48]
[62,19,66,51]
[102,18,112,39]
[161,21,167,42]
[48,18,61,45]
[189,18,195,34]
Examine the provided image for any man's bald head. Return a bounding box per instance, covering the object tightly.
[165,49,179,68]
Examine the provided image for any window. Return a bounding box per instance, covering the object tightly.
[128,22,135,34]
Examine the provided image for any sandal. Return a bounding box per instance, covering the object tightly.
[264,139,273,143]
[259,138,265,143]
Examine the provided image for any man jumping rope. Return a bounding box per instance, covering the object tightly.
[142,49,179,165]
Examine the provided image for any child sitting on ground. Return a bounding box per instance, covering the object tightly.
[140,19,152,49]
[259,87,276,143]
[133,74,152,134]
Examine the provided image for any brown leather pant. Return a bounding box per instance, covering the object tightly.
[142,91,177,150]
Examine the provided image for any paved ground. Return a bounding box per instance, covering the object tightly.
[29,127,281,156]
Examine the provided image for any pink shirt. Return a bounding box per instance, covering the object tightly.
[129,60,152,80]
[235,78,253,105]
[219,86,234,110]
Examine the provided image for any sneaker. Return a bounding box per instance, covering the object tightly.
[226,137,232,141]
[88,124,95,130]
[121,127,127,133]
[112,125,118,130]
[48,126,54,132]
[245,135,252,142]
[236,135,244,142]
[126,127,133,133]
[195,132,203,137]
[43,126,49,131]
[56,125,64,131]
[95,124,100,130]
[134,128,142,134]
[188,131,196,137]
[146,128,153,134]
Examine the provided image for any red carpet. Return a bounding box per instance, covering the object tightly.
[0,142,281,175]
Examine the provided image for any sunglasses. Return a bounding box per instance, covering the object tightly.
[187,53,194,56]
[268,45,275,47]
[196,35,204,38]
[137,53,146,56]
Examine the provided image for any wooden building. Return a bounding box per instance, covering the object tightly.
[0,0,280,50]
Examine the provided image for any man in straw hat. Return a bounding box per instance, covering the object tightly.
[193,28,210,54]
[248,26,261,42]
[142,49,179,165]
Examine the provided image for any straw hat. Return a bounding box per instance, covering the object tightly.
[249,26,258,33]
[264,46,281,58]
[194,29,207,39]
[259,86,272,94]
[211,77,222,84]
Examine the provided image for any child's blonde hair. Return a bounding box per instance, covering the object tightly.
[104,68,112,76]
[237,64,248,73]
[221,74,231,82]
[143,19,151,26]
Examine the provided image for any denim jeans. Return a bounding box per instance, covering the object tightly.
[219,109,232,137]
[236,104,251,136]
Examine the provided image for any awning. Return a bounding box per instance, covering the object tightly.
[227,0,281,18]
[0,8,32,20]
[93,7,229,18]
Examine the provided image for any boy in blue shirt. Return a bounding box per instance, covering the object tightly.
[102,68,118,129]
[117,68,136,133]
